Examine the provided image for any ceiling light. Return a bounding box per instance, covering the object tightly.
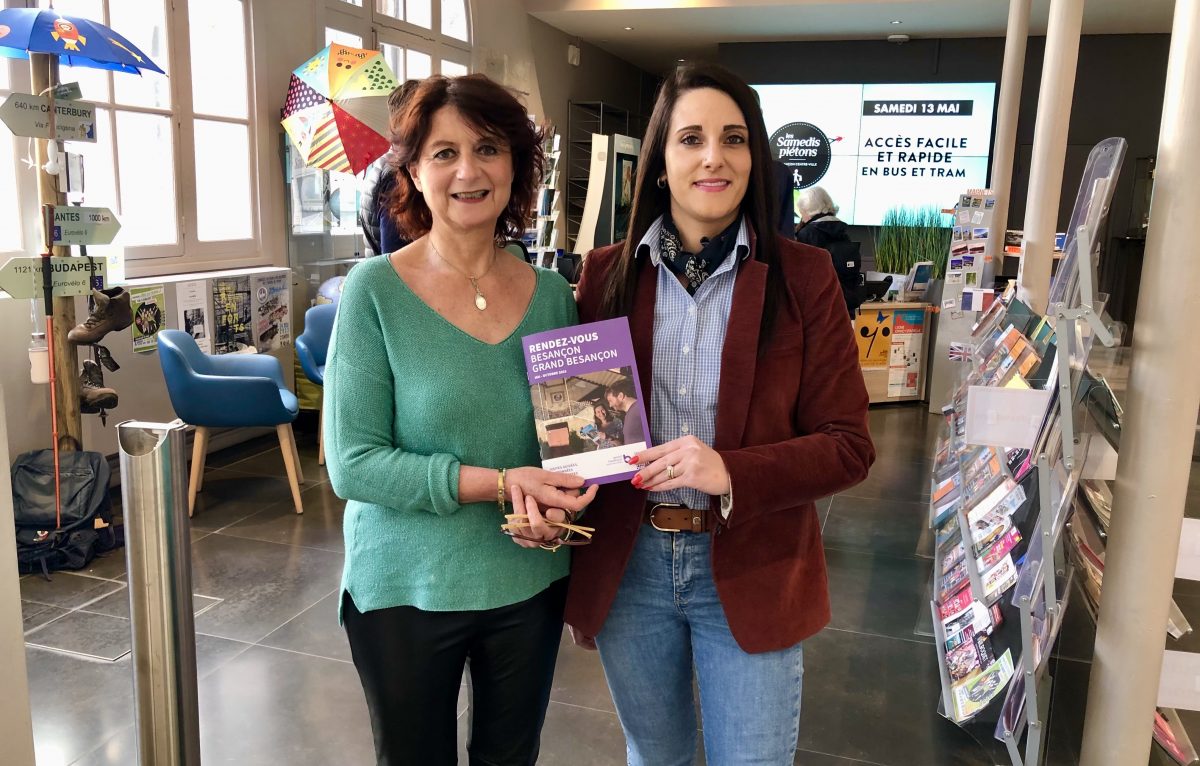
[677,58,685,62]
[890,20,903,25]
[624,26,634,31]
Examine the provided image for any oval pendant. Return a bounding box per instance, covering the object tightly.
[474,293,488,311]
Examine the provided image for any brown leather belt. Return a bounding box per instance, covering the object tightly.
[645,502,709,533]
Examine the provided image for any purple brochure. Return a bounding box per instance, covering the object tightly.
[522,317,649,484]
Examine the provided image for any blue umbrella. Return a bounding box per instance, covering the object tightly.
[0,8,165,75]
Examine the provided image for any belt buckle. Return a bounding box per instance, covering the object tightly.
[649,502,684,533]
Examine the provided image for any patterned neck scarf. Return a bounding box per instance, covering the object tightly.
[658,216,741,295]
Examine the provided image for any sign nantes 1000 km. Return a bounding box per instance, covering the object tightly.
[0,207,118,299]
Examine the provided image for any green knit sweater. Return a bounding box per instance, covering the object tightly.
[325,255,578,614]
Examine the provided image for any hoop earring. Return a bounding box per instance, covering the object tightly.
[656,176,667,189]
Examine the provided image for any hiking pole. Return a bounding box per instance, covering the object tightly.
[40,203,62,531]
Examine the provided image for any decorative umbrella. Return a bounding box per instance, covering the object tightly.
[0,7,164,530]
[0,8,165,75]
[281,44,397,175]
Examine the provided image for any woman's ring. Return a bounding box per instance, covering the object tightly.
[667,464,675,480]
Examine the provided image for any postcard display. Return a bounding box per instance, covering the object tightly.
[927,190,1001,415]
[927,138,1150,765]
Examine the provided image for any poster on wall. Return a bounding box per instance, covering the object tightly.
[177,279,211,354]
[253,273,291,352]
[612,155,636,243]
[129,284,165,353]
[614,135,643,246]
[855,308,894,369]
[753,82,996,226]
[887,308,925,397]
[212,276,252,354]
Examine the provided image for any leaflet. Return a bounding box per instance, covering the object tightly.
[523,317,649,484]
[953,650,1015,721]
[982,553,1019,601]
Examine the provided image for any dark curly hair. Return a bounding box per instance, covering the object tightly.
[386,74,543,242]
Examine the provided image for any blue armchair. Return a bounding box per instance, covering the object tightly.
[294,303,337,465]
[157,330,304,516]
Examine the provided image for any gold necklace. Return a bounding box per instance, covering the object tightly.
[429,240,498,311]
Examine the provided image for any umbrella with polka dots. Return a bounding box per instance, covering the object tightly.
[281,44,398,175]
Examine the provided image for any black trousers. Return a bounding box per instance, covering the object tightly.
[342,578,568,766]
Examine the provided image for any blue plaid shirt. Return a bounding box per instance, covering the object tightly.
[637,215,749,515]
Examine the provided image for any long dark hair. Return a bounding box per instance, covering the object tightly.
[597,63,785,345]
[387,74,543,242]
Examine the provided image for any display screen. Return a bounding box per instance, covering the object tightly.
[753,83,996,226]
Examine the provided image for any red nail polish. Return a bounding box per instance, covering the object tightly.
[631,475,643,488]
[629,455,639,465]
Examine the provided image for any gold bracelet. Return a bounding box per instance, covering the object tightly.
[497,468,507,514]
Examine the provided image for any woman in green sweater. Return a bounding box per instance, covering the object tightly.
[324,74,596,766]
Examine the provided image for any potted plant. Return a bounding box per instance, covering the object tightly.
[870,206,952,298]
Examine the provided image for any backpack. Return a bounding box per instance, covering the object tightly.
[825,239,863,315]
[11,449,120,579]
[826,239,862,290]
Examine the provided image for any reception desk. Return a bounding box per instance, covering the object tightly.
[854,301,934,404]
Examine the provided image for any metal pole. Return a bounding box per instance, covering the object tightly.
[1016,0,1085,314]
[988,0,1031,248]
[118,421,202,766]
[0,384,36,766]
[1079,1,1200,762]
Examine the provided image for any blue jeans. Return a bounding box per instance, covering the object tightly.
[595,528,804,766]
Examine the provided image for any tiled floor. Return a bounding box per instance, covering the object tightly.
[17,406,1200,765]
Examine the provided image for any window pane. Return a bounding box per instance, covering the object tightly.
[406,49,431,81]
[441,60,467,77]
[114,111,177,246]
[329,171,360,236]
[376,0,402,21]
[37,0,110,101]
[407,0,431,29]
[110,0,171,109]
[189,0,248,119]
[441,0,469,41]
[194,120,252,241]
[380,43,405,81]
[69,108,118,211]
[58,61,111,103]
[36,0,99,16]
[0,131,20,252]
[336,0,363,6]
[325,27,363,48]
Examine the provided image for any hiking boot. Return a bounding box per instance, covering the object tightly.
[68,287,133,345]
[79,359,118,414]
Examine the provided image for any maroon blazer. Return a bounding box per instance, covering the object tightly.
[564,232,875,654]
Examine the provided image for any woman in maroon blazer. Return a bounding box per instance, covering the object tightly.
[565,64,875,765]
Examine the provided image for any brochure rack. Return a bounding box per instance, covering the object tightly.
[525,122,562,261]
[927,139,1129,766]
[927,189,1001,415]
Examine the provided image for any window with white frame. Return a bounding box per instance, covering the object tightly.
[325,0,471,81]
[325,27,364,49]
[26,0,257,269]
[318,0,470,242]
